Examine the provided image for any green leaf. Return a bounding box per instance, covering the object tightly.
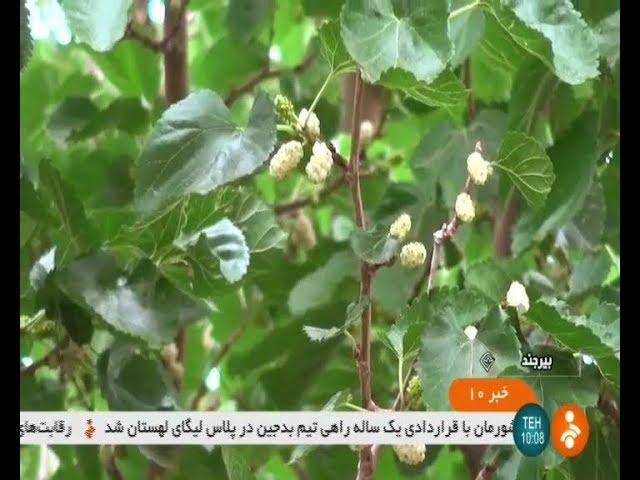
[38,161,98,264]
[576,302,619,353]
[379,69,467,113]
[526,302,619,387]
[411,109,507,206]
[418,289,520,410]
[48,97,99,143]
[29,247,56,291]
[557,181,606,250]
[91,40,161,101]
[512,112,599,253]
[483,0,600,85]
[595,10,619,69]
[288,391,351,464]
[572,410,620,479]
[493,132,555,208]
[303,300,367,342]
[350,226,399,265]
[98,342,179,410]
[449,0,486,66]
[222,447,255,480]
[507,59,557,135]
[287,251,359,316]
[318,20,356,74]
[61,0,133,52]
[20,0,32,71]
[340,0,451,83]
[569,249,611,295]
[21,376,65,410]
[465,259,512,303]
[227,0,274,43]
[135,90,276,215]
[231,190,287,252]
[177,218,250,284]
[57,251,211,347]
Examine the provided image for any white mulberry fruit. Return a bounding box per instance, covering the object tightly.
[269,141,304,180]
[389,213,411,240]
[305,142,333,183]
[455,192,475,223]
[298,108,321,141]
[360,120,375,145]
[400,242,427,268]
[393,444,426,465]
[466,151,493,185]
[464,325,478,341]
[506,281,530,313]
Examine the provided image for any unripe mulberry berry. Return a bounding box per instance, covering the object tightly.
[405,376,424,410]
[269,141,304,179]
[389,213,411,240]
[400,242,427,268]
[275,94,297,127]
[360,120,375,145]
[291,210,317,249]
[506,281,530,313]
[393,444,426,465]
[305,142,333,183]
[455,192,475,222]
[466,151,493,185]
[298,108,321,141]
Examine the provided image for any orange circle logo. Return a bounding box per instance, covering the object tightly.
[551,404,589,457]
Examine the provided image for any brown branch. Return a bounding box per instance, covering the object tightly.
[493,189,519,258]
[125,0,190,53]
[274,173,347,214]
[190,320,249,410]
[20,338,67,376]
[474,462,497,480]
[225,53,318,107]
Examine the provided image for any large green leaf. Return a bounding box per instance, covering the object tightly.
[135,90,276,215]
[418,289,520,410]
[57,251,211,346]
[576,302,619,353]
[38,161,98,265]
[91,40,161,101]
[227,0,274,43]
[411,109,507,206]
[512,112,599,253]
[483,0,600,85]
[493,132,555,208]
[287,251,359,316]
[318,20,356,75]
[222,447,255,480]
[557,181,606,250]
[595,10,619,69]
[568,249,611,296]
[449,0,486,66]
[507,59,556,135]
[526,302,619,387]
[340,0,451,83]
[303,301,367,342]
[379,69,467,114]
[97,342,179,410]
[61,0,133,52]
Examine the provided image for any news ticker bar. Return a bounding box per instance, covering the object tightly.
[20,412,517,445]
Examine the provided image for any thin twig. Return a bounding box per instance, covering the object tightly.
[190,320,249,410]
[124,0,190,52]
[274,173,347,214]
[225,53,318,106]
[20,338,67,376]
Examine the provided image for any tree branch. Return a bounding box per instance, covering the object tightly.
[225,53,318,107]
[274,173,347,214]
[20,337,67,376]
[125,0,190,53]
[190,319,249,410]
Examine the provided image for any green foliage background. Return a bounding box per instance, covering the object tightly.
[20,0,619,479]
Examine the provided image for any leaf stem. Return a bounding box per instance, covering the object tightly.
[304,72,334,128]
[449,0,481,20]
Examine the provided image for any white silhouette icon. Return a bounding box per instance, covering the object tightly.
[560,410,582,449]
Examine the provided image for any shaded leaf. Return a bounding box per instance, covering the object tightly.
[569,249,611,295]
[97,342,179,410]
[303,300,367,342]
[135,90,276,215]
[228,0,274,43]
[20,0,32,71]
[222,447,255,480]
[57,251,211,346]
[350,226,399,265]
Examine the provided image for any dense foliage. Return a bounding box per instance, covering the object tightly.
[20,0,619,479]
